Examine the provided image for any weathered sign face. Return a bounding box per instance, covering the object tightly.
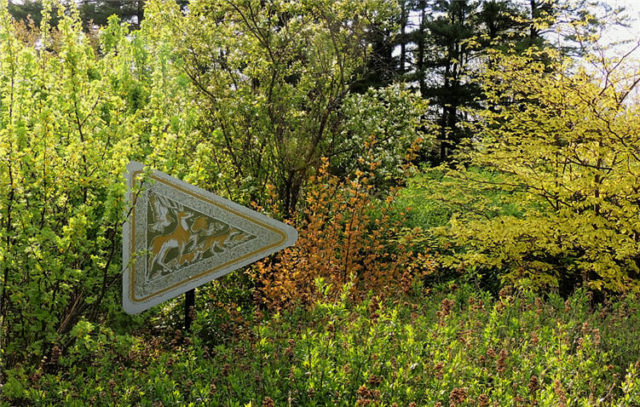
[122,161,297,314]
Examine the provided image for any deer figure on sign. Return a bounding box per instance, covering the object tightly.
[178,217,254,265]
[148,206,194,280]
[179,217,231,264]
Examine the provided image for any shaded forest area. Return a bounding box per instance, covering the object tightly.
[1,0,640,405]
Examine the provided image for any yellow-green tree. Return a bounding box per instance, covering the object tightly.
[431,45,640,293]
[0,0,201,368]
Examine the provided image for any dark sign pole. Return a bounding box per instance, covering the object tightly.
[184,288,195,332]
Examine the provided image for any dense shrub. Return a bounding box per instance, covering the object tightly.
[2,1,639,405]
[4,285,640,405]
[0,4,138,369]
[254,156,434,310]
[146,0,419,214]
[0,1,208,371]
[423,46,640,293]
[0,0,425,372]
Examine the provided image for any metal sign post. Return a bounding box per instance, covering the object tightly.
[184,289,195,331]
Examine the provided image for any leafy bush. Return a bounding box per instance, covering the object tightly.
[6,284,640,406]
[0,3,138,369]
[0,1,204,372]
[330,85,430,188]
[0,0,428,382]
[146,0,407,214]
[424,46,640,293]
[255,157,434,310]
[0,0,425,376]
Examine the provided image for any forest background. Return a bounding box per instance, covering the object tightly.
[1,0,640,405]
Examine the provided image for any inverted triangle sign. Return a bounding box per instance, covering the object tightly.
[122,161,298,314]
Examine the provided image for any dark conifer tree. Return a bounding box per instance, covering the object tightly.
[8,0,146,29]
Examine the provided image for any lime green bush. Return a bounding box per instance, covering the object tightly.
[0,0,204,371]
[6,285,639,406]
[425,46,640,293]
[0,2,139,368]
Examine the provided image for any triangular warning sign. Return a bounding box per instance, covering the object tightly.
[122,161,297,314]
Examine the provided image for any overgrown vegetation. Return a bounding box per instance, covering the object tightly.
[4,284,640,405]
[424,46,640,294]
[255,156,433,310]
[1,0,639,404]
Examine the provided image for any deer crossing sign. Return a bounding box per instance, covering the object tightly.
[122,162,298,314]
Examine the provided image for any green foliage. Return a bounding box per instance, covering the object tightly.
[8,0,146,30]
[1,0,639,404]
[5,285,640,405]
[77,0,145,29]
[7,1,47,27]
[144,0,421,213]
[0,0,426,378]
[397,167,524,232]
[330,84,429,187]
[0,0,206,371]
[423,45,640,294]
[0,1,139,367]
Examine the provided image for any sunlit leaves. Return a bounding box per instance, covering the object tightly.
[432,45,640,293]
[0,1,175,367]
[145,0,408,213]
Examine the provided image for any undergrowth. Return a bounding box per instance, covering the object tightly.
[5,284,640,406]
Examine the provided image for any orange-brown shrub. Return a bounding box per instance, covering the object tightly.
[254,157,434,310]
